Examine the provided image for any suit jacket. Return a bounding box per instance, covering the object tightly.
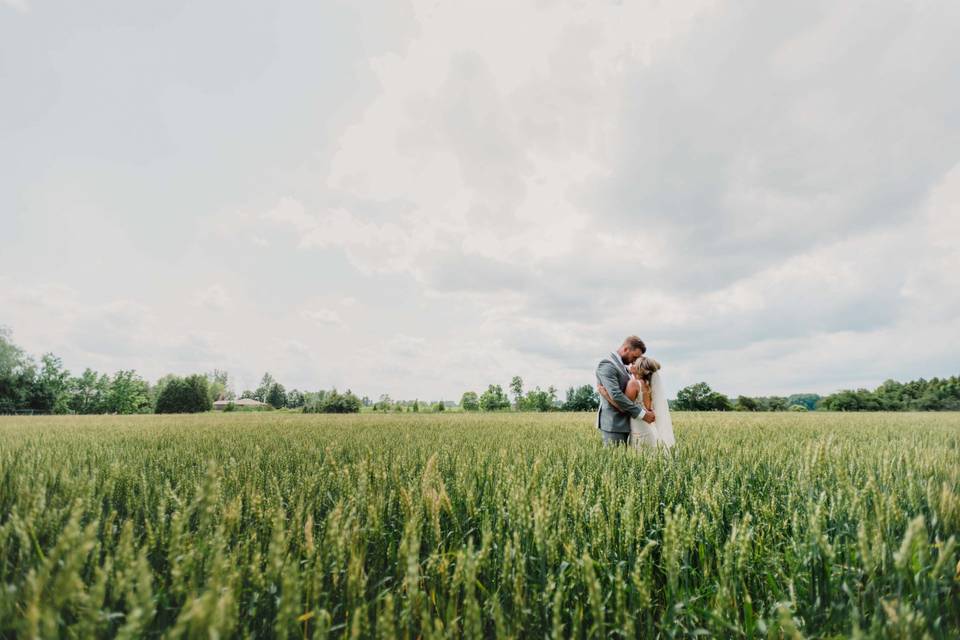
[596,353,645,433]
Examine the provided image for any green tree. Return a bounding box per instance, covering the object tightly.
[106,370,151,414]
[254,373,276,402]
[207,369,233,402]
[460,391,480,412]
[286,389,304,408]
[435,400,445,412]
[786,393,821,411]
[0,327,33,414]
[266,383,287,409]
[510,376,524,409]
[479,385,511,412]
[562,385,599,411]
[674,382,731,411]
[304,388,362,414]
[734,395,757,411]
[68,368,110,414]
[155,375,211,413]
[524,387,553,412]
[31,353,71,414]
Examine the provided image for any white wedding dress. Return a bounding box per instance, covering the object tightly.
[629,371,675,450]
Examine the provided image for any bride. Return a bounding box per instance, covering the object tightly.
[598,356,675,450]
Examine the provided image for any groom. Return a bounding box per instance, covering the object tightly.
[596,336,656,445]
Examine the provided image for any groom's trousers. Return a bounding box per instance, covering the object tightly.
[601,431,630,446]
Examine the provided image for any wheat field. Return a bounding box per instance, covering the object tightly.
[1,412,958,638]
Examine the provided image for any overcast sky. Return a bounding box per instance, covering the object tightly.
[2,0,959,400]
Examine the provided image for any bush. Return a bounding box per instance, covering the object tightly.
[788,404,808,412]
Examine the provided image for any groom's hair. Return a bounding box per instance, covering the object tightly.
[624,336,646,353]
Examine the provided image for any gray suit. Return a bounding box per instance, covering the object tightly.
[596,353,646,437]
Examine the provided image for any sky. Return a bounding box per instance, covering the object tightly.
[2,0,959,401]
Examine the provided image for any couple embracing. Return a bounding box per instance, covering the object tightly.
[595,336,675,449]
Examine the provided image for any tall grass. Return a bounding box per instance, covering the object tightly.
[0,412,957,638]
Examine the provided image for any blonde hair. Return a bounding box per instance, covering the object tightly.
[636,356,661,381]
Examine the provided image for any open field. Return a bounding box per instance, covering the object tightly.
[1,412,958,638]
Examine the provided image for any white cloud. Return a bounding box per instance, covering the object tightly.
[192,284,233,312]
[2,0,28,14]
[301,308,344,327]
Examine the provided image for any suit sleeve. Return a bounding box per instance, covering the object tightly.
[597,361,645,419]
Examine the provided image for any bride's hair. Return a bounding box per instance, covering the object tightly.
[636,356,661,382]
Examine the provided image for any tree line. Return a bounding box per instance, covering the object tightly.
[0,328,360,415]
[2,327,956,415]
[672,377,960,412]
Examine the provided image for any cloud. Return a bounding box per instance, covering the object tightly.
[5,0,959,400]
[192,284,233,312]
[301,308,344,327]
[2,0,28,14]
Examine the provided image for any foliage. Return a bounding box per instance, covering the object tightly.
[104,370,151,414]
[303,389,362,414]
[459,391,480,412]
[253,372,276,403]
[562,385,599,412]
[0,412,957,638]
[154,375,213,414]
[821,376,960,411]
[206,369,234,403]
[510,376,524,409]
[479,384,511,411]
[673,382,732,411]
[265,383,287,409]
[520,386,557,412]
[286,389,305,409]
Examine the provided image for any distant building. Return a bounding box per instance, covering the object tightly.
[213,398,268,410]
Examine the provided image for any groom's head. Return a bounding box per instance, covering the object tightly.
[617,336,646,364]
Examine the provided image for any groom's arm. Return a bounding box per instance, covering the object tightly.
[597,361,645,419]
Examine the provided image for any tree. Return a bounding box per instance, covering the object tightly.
[524,387,553,412]
[69,368,110,414]
[155,375,212,413]
[30,353,71,414]
[266,383,287,409]
[105,370,151,414]
[254,373,276,402]
[460,391,480,412]
[286,389,304,409]
[479,384,511,411]
[412,399,420,413]
[374,394,393,412]
[734,395,757,411]
[304,388,362,414]
[674,382,731,411]
[207,369,234,402]
[510,376,524,409]
[562,385,599,411]
[0,327,32,414]
[435,400,445,412]
[786,394,821,411]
